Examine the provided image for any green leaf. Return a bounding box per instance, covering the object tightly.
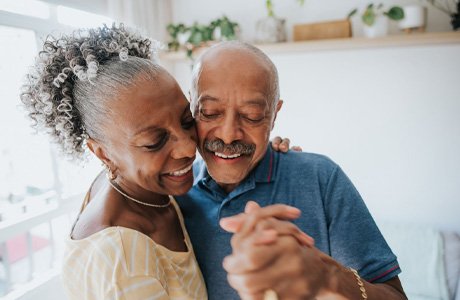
[362,6,376,26]
[266,0,274,17]
[347,8,358,19]
[386,6,405,20]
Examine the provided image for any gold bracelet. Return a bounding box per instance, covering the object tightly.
[349,268,368,299]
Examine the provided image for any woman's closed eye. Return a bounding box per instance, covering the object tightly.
[144,132,169,151]
[182,116,195,129]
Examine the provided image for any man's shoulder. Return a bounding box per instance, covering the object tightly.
[277,150,338,173]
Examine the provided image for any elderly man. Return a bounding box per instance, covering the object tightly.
[176,41,407,299]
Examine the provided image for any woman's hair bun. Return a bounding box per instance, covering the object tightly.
[20,23,160,160]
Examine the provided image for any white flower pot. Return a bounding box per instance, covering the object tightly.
[363,16,389,38]
[399,5,426,30]
[255,16,287,43]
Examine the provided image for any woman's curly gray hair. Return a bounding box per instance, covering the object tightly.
[20,23,162,160]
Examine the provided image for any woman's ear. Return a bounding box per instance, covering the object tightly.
[87,138,115,170]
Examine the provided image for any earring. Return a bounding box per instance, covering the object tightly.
[105,165,117,180]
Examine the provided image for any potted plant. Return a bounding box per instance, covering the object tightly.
[166,23,187,51]
[210,16,239,41]
[255,0,305,43]
[166,16,239,59]
[348,4,405,38]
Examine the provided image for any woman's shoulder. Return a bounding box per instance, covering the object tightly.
[65,226,164,276]
[70,173,131,240]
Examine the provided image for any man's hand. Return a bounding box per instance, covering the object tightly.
[222,204,330,300]
[220,201,314,247]
[221,202,408,300]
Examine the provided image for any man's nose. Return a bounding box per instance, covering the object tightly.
[214,114,243,145]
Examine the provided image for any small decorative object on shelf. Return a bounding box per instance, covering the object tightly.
[166,16,239,59]
[423,0,460,30]
[293,19,352,41]
[399,5,427,33]
[255,0,305,43]
[348,4,405,38]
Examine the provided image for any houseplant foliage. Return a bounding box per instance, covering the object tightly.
[348,4,405,26]
[423,0,460,30]
[256,0,305,43]
[265,0,305,17]
[166,16,239,58]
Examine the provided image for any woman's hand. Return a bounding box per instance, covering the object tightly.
[220,201,314,247]
[271,136,302,153]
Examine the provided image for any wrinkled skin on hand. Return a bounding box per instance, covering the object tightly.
[221,201,328,300]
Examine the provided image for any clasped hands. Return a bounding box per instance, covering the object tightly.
[220,201,333,300]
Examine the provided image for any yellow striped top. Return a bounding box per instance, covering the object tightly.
[61,198,207,300]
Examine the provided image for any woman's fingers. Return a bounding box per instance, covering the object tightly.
[253,218,314,247]
[270,136,292,153]
[279,138,290,152]
[220,203,301,234]
[270,136,282,151]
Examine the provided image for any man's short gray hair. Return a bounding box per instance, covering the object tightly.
[190,41,280,117]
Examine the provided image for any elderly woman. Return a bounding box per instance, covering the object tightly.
[20,24,305,299]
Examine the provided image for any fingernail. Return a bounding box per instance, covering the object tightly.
[287,207,301,214]
[303,234,314,245]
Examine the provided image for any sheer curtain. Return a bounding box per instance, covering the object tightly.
[106,0,172,42]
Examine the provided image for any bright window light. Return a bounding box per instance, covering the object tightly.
[0,0,50,19]
[57,6,113,28]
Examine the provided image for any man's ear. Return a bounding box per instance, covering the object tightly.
[271,99,283,130]
[87,138,115,170]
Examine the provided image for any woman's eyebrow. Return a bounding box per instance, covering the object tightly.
[133,125,161,137]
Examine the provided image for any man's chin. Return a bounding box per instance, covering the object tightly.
[207,169,245,188]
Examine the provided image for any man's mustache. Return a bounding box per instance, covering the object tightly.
[204,139,255,155]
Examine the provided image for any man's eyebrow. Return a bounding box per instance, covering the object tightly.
[198,96,267,107]
[242,99,267,107]
[198,95,220,103]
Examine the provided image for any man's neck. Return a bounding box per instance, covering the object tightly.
[218,182,239,194]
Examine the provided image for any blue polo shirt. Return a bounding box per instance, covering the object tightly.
[176,146,401,299]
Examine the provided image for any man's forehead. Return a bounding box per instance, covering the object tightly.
[201,47,270,73]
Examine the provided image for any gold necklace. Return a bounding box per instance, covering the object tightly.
[107,176,172,208]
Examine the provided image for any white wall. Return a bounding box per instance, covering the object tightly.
[168,1,460,230]
[171,0,453,42]
[270,45,460,231]
[162,43,460,231]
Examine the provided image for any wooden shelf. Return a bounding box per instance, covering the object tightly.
[159,31,460,62]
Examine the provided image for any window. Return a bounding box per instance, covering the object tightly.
[0,25,55,216]
[0,0,50,19]
[0,2,112,297]
[57,6,113,28]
